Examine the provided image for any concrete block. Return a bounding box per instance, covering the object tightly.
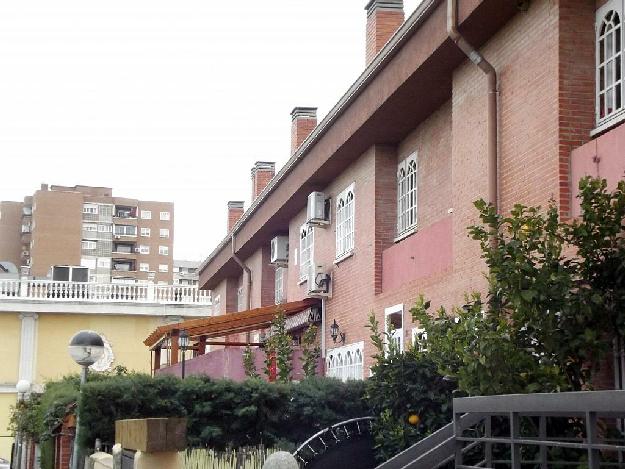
[115,418,186,453]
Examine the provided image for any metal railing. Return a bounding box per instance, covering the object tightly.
[0,279,211,305]
[453,390,625,469]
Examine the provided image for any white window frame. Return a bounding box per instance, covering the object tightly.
[159,228,170,239]
[97,257,111,268]
[385,304,404,353]
[411,327,428,352]
[82,204,98,215]
[83,223,97,232]
[140,210,152,220]
[335,183,355,260]
[139,262,150,272]
[160,211,170,221]
[326,341,364,382]
[397,153,418,237]
[597,1,625,127]
[141,227,151,237]
[138,245,150,255]
[158,264,169,273]
[98,224,112,233]
[159,245,169,256]
[81,240,97,250]
[275,266,286,304]
[114,225,137,237]
[80,257,96,270]
[299,224,314,282]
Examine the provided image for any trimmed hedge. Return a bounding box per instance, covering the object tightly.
[78,374,368,450]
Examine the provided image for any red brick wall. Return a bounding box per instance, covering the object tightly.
[227,206,244,233]
[291,117,317,155]
[366,9,405,65]
[245,245,275,309]
[558,0,595,217]
[252,170,275,200]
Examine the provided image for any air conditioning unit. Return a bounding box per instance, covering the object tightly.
[270,236,289,265]
[134,247,141,253]
[307,264,331,297]
[306,192,330,226]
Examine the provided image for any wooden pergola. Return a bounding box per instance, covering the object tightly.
[144,298,320,370]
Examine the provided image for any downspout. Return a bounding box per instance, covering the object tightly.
[231,233,252,312]
[447,0,498,214]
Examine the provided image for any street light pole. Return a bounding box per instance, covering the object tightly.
[14,380,31,469]
[68,331,104,469]
[179,330,189,380]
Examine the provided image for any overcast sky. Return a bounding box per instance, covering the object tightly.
[0,0,421,262]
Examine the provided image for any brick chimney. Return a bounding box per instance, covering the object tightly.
[365,0,404,66]
[227,201,244,232]
[291,107,317,155]
[251,161,276,200]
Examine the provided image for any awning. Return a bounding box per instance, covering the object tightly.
[144,298,320,348]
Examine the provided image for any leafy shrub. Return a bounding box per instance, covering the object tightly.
[365,314,455,462]
[75,374,368,450]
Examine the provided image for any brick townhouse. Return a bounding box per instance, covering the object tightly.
[166,0,625,386]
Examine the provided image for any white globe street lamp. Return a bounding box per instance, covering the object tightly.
[68,330,104,469]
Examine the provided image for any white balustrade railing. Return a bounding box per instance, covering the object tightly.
[0,279,211,305]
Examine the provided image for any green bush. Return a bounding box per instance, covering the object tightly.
[76,374,368,450]
[365,314,455,462]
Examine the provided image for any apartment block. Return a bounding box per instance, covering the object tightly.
[173,260,200,286]
[148,0,623,389]
[0,184,175,284]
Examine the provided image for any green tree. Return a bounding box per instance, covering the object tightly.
[412,177,625,394]
[243,345,260,379]
[263,311,293,383]
[300,325,321,378]
[365,313,455,461]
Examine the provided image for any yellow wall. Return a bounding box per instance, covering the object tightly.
[0,393,17,460]
[0,313,20,383]
[36,314,162,382]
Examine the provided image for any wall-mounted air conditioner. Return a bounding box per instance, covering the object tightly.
[270,236,289,265]
[307,264,331,297]
[306,192,330,226]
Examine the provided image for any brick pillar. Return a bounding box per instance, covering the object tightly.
[365,0,404,65]
[251,161,276,200]
[227,201,244,233]
[291,107,317,155]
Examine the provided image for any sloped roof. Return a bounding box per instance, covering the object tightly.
[144,298,320,347]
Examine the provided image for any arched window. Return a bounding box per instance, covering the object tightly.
[397,154,418,236]
[598,5,624,124]
[335,184,355,259]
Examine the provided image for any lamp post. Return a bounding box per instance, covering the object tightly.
[179,330,189,380]
[14,379,30,469]
[68,331,104,469]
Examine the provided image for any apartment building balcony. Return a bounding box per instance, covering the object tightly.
[114,205,137,219]
[0,279,211,305]
[112,259,136,274]
[571,121,625,217]
[112,242,137,259]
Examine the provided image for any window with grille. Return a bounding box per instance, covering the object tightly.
[275,266,286,304]
[335,183,355,259]
[299,224,314,282]
[597,3,624,125]
[397,154,418,236]
[326,342,364,382]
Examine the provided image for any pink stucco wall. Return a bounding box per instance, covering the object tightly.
[381,215,453,293]
[157,347,323,382]
[571,122,625,218]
